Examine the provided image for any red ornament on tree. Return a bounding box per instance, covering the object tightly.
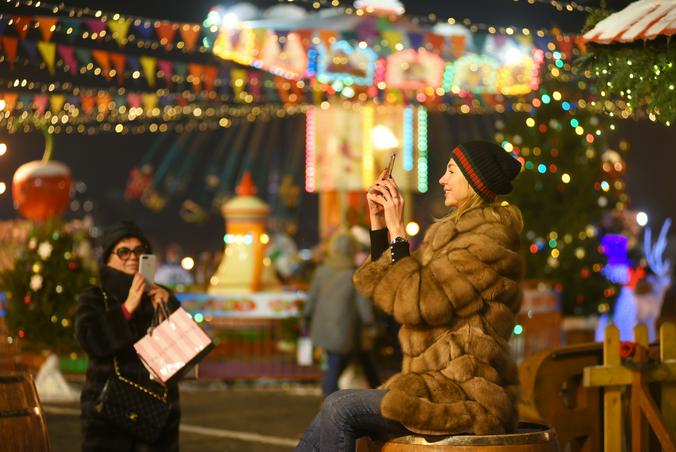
[11,130,72,221]
[12,160,72,220]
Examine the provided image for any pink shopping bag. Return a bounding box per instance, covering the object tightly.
[134,307,213,384]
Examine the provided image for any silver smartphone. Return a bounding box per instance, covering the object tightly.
[386,153,397,179]
[139,254,157,289]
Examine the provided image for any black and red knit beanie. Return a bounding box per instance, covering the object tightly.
[99,220,152,264]
[450,141,522,201]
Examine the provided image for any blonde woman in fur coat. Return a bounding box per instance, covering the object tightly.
[295,141,524,452]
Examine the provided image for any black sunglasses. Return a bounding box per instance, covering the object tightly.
[113,246,147,260]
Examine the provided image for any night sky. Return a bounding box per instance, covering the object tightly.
[0,0,674,259]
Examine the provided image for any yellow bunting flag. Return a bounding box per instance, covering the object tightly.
[142,93,158,114]
[36,41,56,74]
[91,49,111,79]
[36,17,58,41]
[179,24,200,52]
[49,94,65,114]
[108,19,132,46]
[231,69,247,100]
[140,56,157,87]
[382,30,402,49]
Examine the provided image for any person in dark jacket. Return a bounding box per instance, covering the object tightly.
[303,231,380,397]
[75,221,181,452]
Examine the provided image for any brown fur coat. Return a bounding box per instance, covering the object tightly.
[354,204,524,436]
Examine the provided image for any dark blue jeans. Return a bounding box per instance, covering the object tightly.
[323,351,381,398]
[295,389,411,452]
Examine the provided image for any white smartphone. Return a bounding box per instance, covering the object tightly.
[139,254,157,289]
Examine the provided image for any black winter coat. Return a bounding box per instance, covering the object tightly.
[75,266,181,452]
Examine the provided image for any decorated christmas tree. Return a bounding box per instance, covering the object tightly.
[501,46,628,316]
[0,220,96,354]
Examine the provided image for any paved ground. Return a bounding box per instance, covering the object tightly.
[45,382,323,452]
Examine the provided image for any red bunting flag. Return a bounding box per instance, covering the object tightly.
[179,24,200,52]
[156,23,178,50]
[203,66,218,92]
[92,49,111,79]
[36,17,58,41]
[188,63,203,91]
[110,52,126,84]
[1,37,18,69]
[12,16,31,40]
[426,33,444,54]
[2,93,18,112]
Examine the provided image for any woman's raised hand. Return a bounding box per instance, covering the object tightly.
[369,175,406,238]
[123,273,146,314]
[366,169,389,229]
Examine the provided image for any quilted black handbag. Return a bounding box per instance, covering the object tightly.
[95,290,171,443]
[96,357,170,443]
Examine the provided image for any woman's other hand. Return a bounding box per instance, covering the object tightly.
[148,285,170,309]
[369,177,406,238]
[123,273,146,314]
[366,170,389,230]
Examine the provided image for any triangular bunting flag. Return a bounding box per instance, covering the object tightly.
[33,94,48,115]
[127,55,140,73]
[157,60,174,88]
[473,33,488,53]
[12,16,31,40]
[108,18,132,46]
[179,24,200,52]
[450,35,466,59]
[188,63,203,91]
[91,49,111,79]
[231,69,247,99]
[127,93,142,108]
[155,23,177,50]
[56,45,77,76]
[49,94,65,113]
[60,19,80,42]
[134,21,154,39]
[407,32,424,50]
[97,92,112,115]
[36,41,56,74]
[141,93,158,113]
[140,56,157,86]
[173,61,187,79]
[80,93,96,114]
[203,66,218,92]
[110,52,126,84]
[2,37,18,69]
[0,16,7,36]
[319,30,336,46]
[75,48,92,65]
[21,40,40,65]
[1,93,18,112]
[36,17,57,41]
[84,19,106,37]
[426,33,444,54]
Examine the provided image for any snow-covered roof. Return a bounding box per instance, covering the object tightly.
[583,0,676,43]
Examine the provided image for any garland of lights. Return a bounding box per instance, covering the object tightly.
[577,41,675,126]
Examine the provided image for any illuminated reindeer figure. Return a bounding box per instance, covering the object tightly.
[638,218,672,341]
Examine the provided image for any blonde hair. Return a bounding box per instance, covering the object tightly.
[436,180,489,224]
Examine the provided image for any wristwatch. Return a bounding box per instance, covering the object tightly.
[390,236,408,246]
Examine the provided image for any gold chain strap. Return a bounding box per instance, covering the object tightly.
[101,290,168,403]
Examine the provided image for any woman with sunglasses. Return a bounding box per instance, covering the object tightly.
[75,221,181,452]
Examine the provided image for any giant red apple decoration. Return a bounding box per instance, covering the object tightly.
[12,159,72,221]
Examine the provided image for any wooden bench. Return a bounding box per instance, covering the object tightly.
[356,422,559,451]
[0,373,51,451]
